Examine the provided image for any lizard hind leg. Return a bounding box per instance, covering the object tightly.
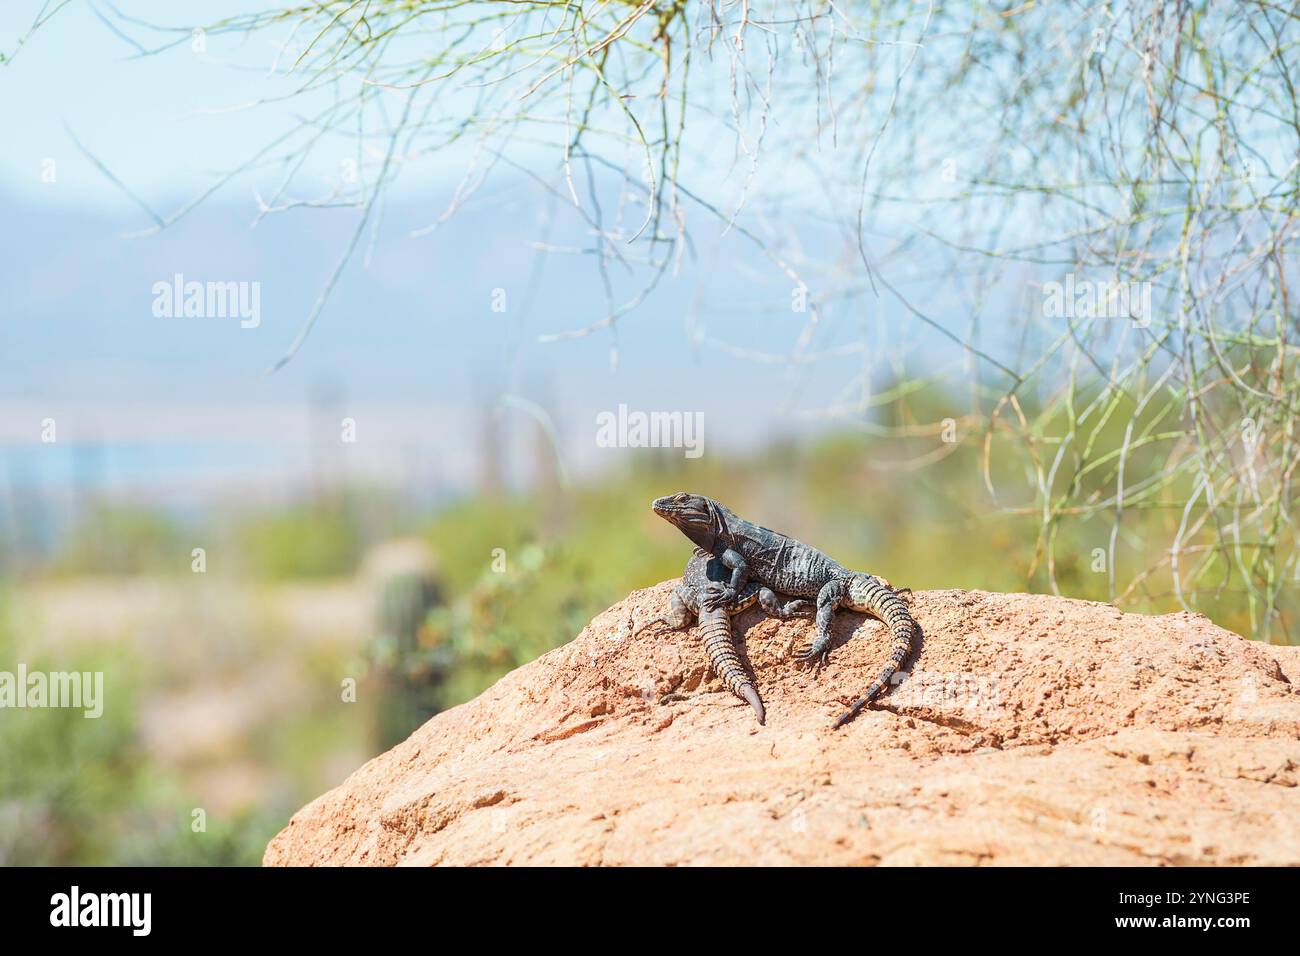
[632,589,693,637]
[758,588,815,619]
[792,579,847,674]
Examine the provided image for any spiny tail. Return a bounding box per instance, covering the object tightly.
[834,578,915,729]
[698,610,765,724]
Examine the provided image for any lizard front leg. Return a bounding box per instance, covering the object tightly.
[711,547,749,607]
[792,578,847,674]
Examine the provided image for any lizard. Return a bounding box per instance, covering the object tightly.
[650,493,916,728]
[634,548,813,724]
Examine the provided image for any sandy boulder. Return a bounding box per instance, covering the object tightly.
[265,584,1300,866]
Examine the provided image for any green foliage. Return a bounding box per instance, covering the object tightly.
[52,505,188,576]
[414,459,700,707]
[236,505,361,580]
[0,606,282,865]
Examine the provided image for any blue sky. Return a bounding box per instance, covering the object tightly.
[0,2,991,519]
[1,1,400,208]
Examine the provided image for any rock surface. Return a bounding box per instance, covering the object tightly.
[265,585,1300,866]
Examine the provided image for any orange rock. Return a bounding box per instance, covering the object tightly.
[264,585,1300,866]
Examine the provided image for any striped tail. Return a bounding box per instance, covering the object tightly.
[698,609,765,724]
[835,575,916,729]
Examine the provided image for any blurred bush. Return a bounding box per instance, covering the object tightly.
[236,505,361,580]
[0,604,282,865]
[368,563,446,749]
[51,505,188,576]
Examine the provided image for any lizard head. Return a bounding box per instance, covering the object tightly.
[651,492,715,534]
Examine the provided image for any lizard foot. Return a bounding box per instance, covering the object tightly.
[699,582,733,613]
[791,641,833,676]
[633,615,674,637]
[700,583,736,612]
[783,599,816,618]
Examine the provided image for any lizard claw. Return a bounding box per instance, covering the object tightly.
[702,582,733,613]
[701,583,735,612]
[791,641,832,675]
